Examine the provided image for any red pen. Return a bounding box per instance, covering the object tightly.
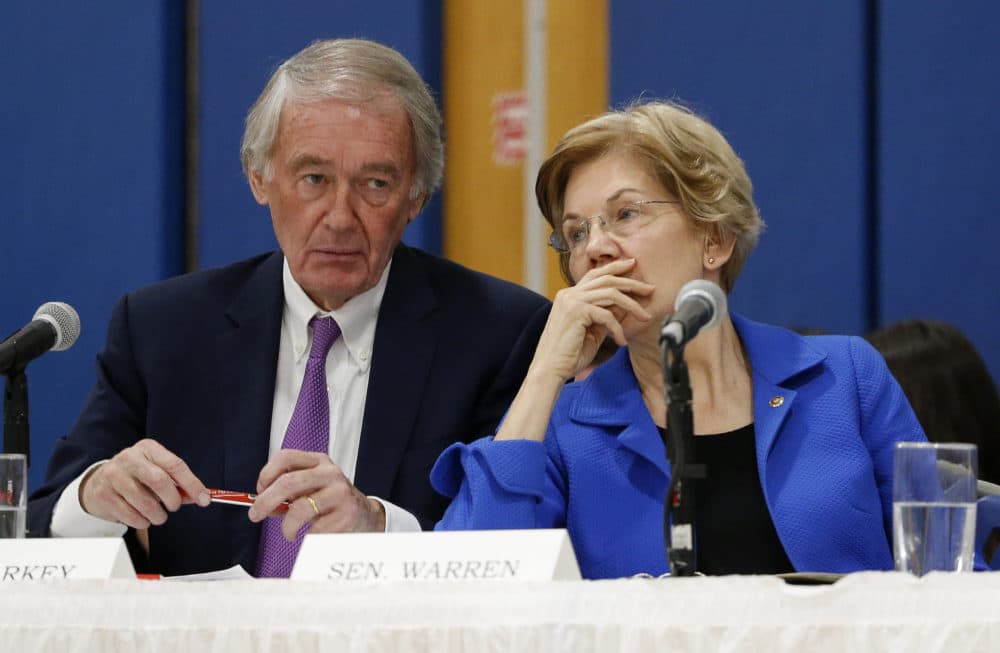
[206,489,290,513]
[181,488,290,513]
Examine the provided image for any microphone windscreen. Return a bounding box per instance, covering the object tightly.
[33,302,81,351]
[674,279,728,333]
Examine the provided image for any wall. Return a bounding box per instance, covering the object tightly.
[878,1,1000,386]
[1,2,186,490]
[611,2,872,334]
[442,0,607,294]
[610,1,1000,384]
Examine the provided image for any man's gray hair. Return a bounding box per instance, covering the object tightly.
[240,38,444,206]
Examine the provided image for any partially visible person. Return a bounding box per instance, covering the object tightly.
[976,495,1000,571]
[27,38,549,577]
[432,100,926,579]
[867,319,1000,485]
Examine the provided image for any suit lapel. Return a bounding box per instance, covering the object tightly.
[215,252,284,570]
[355,245,437,498]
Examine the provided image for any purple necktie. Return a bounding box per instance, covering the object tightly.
[255,316,341,578]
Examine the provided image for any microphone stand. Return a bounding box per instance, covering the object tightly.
[3,366,30,466]
[659,323,705,576]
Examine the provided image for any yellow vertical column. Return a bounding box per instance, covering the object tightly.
[544,1,608,294]
[443,3,524,285]
[444,1,607,296]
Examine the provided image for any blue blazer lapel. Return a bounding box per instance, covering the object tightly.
[573,316,829,487]
[216,251,284,569]
[355,244,437,498]
[731,314,826,490]
[751,376,797,473]
[570,348,668,478]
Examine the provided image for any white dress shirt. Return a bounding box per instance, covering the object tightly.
[51,258,420,537]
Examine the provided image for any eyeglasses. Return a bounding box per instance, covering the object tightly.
[548,199,680,254]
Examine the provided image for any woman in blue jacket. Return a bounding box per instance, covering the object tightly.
[432,100,926,579]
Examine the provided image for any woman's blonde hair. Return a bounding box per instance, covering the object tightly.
[535,100,763,291]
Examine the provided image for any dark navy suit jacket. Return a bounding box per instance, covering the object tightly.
[28,244,549,575]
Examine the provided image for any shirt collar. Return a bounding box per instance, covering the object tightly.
[281,257,391,372]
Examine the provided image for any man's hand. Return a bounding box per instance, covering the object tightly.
[247,450,386,540]
[79,438,210,529]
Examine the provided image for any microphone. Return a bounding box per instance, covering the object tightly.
[660,279,727,348]
[0,302,81,374]
[936,459,1000,498]
[659,279,727,575]
[979,480,1000,498]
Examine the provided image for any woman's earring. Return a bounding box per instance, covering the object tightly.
[708,257,716,265]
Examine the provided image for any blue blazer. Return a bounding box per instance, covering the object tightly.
[28,244,549,575]
[433,314,927,579]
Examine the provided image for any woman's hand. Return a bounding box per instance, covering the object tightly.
[493,259,653,443]
[532,258,654,382]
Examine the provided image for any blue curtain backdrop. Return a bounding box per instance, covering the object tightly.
[610,2,871,335]
[608,0,1000,392]
[1,2,186,491]
[877,2,1000,378]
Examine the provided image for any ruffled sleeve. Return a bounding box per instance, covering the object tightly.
[431,435,567,530]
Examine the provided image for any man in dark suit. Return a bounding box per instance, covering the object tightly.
[27,38,549,576]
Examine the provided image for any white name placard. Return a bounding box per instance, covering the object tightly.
[291,528,581,582]
[0,538,135,581]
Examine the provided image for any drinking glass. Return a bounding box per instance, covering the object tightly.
[0,453,27,538]
[893,442,977,575]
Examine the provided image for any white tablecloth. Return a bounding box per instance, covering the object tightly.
[1,572,998,652]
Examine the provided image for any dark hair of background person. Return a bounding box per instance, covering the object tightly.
[866,319,1000,484]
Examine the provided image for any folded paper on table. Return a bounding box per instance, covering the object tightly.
[291,528,581,582]
[0,538,134,581]
[161,565,253,581]
[776,571,845,585]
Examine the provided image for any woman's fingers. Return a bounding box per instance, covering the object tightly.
[532,258,659,380]
[577,286,652,322]
[583,304,627,347]
[575,258,639,283]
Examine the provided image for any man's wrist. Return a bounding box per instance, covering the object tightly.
[366,496,387,532]
[77,461,105,517]
[368,496,421,532]
[51,460,127,538]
